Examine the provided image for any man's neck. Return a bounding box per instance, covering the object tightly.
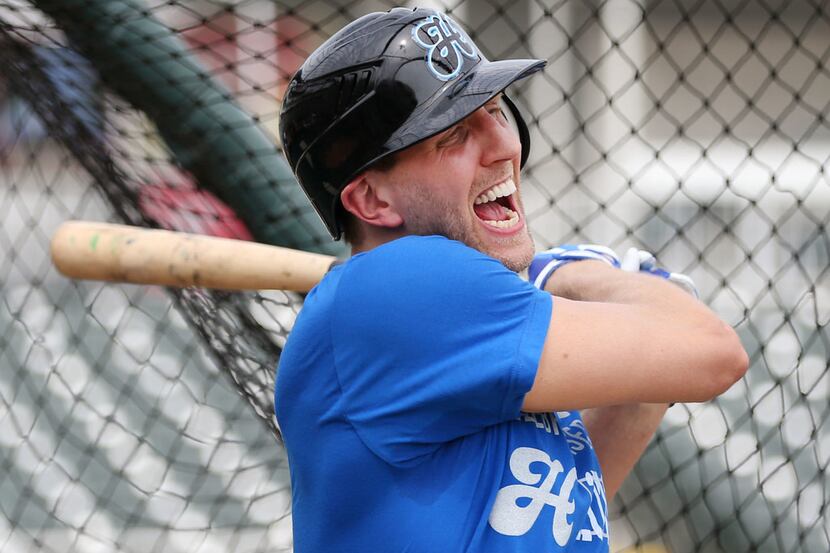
[349,227,409,257]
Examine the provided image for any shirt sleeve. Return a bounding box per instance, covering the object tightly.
[330,236,553,467]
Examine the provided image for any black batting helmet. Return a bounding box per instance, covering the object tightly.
[279,7,546,239]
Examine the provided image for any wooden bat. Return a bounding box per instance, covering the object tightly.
[51,221,337,292]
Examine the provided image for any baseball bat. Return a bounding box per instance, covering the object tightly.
[51,221,337,292]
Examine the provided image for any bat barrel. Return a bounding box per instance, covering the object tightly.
[51,221,337,292]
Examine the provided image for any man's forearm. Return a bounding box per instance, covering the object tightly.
[545,260,710,500]
[581,403,668,502]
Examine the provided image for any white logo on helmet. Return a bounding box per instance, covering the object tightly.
[412,12,478,81]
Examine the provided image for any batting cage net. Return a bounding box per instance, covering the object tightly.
[0,0,827,551]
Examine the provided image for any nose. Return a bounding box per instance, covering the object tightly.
[471,104,522,167]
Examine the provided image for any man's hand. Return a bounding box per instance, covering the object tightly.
[619,247,699,298]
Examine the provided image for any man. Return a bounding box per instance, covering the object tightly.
[275,7,748,552]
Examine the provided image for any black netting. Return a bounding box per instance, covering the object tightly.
[0,1,827,552]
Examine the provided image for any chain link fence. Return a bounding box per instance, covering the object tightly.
[0,0,827,552]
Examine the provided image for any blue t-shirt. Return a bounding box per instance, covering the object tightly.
[275,236,609,552]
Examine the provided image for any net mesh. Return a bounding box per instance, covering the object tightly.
[0,1,827,552]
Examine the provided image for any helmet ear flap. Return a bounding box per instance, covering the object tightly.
[501,93,532,168]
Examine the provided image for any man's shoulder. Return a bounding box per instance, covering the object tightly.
[353,234,485,264]
[341,234,504,287]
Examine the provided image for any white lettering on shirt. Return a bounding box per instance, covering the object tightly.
[497,413,609,545]
[488,447,577,545]
[562,418,592,454]
[576,470,609,542]
[519,412,560,434]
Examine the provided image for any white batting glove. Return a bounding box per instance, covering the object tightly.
[620,248,699,298]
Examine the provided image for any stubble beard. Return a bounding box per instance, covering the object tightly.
[401,192,535,273]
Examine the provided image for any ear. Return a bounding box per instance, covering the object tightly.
[340,174,404,229]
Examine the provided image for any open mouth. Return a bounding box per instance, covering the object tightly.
[473,178,520,230]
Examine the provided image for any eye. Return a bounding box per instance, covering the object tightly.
[437,124,467,147]
[487,101,508,121]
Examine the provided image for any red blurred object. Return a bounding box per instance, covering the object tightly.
[139,179,254,240]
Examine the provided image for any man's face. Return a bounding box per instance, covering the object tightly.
[378,95,534,272]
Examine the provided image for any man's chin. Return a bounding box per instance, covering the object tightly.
[493,248,534,273]
[409,213,534,272]
[481,234,535,273]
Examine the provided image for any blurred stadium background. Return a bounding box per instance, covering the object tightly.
[0,0,827,551]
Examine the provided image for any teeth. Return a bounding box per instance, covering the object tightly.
[482,206,520,229]
[474,179,516,205]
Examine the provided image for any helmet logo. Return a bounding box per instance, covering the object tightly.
[412,12,478,82]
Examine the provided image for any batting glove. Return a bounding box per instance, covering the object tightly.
[528,244,620,290]
[620,247,699,298]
